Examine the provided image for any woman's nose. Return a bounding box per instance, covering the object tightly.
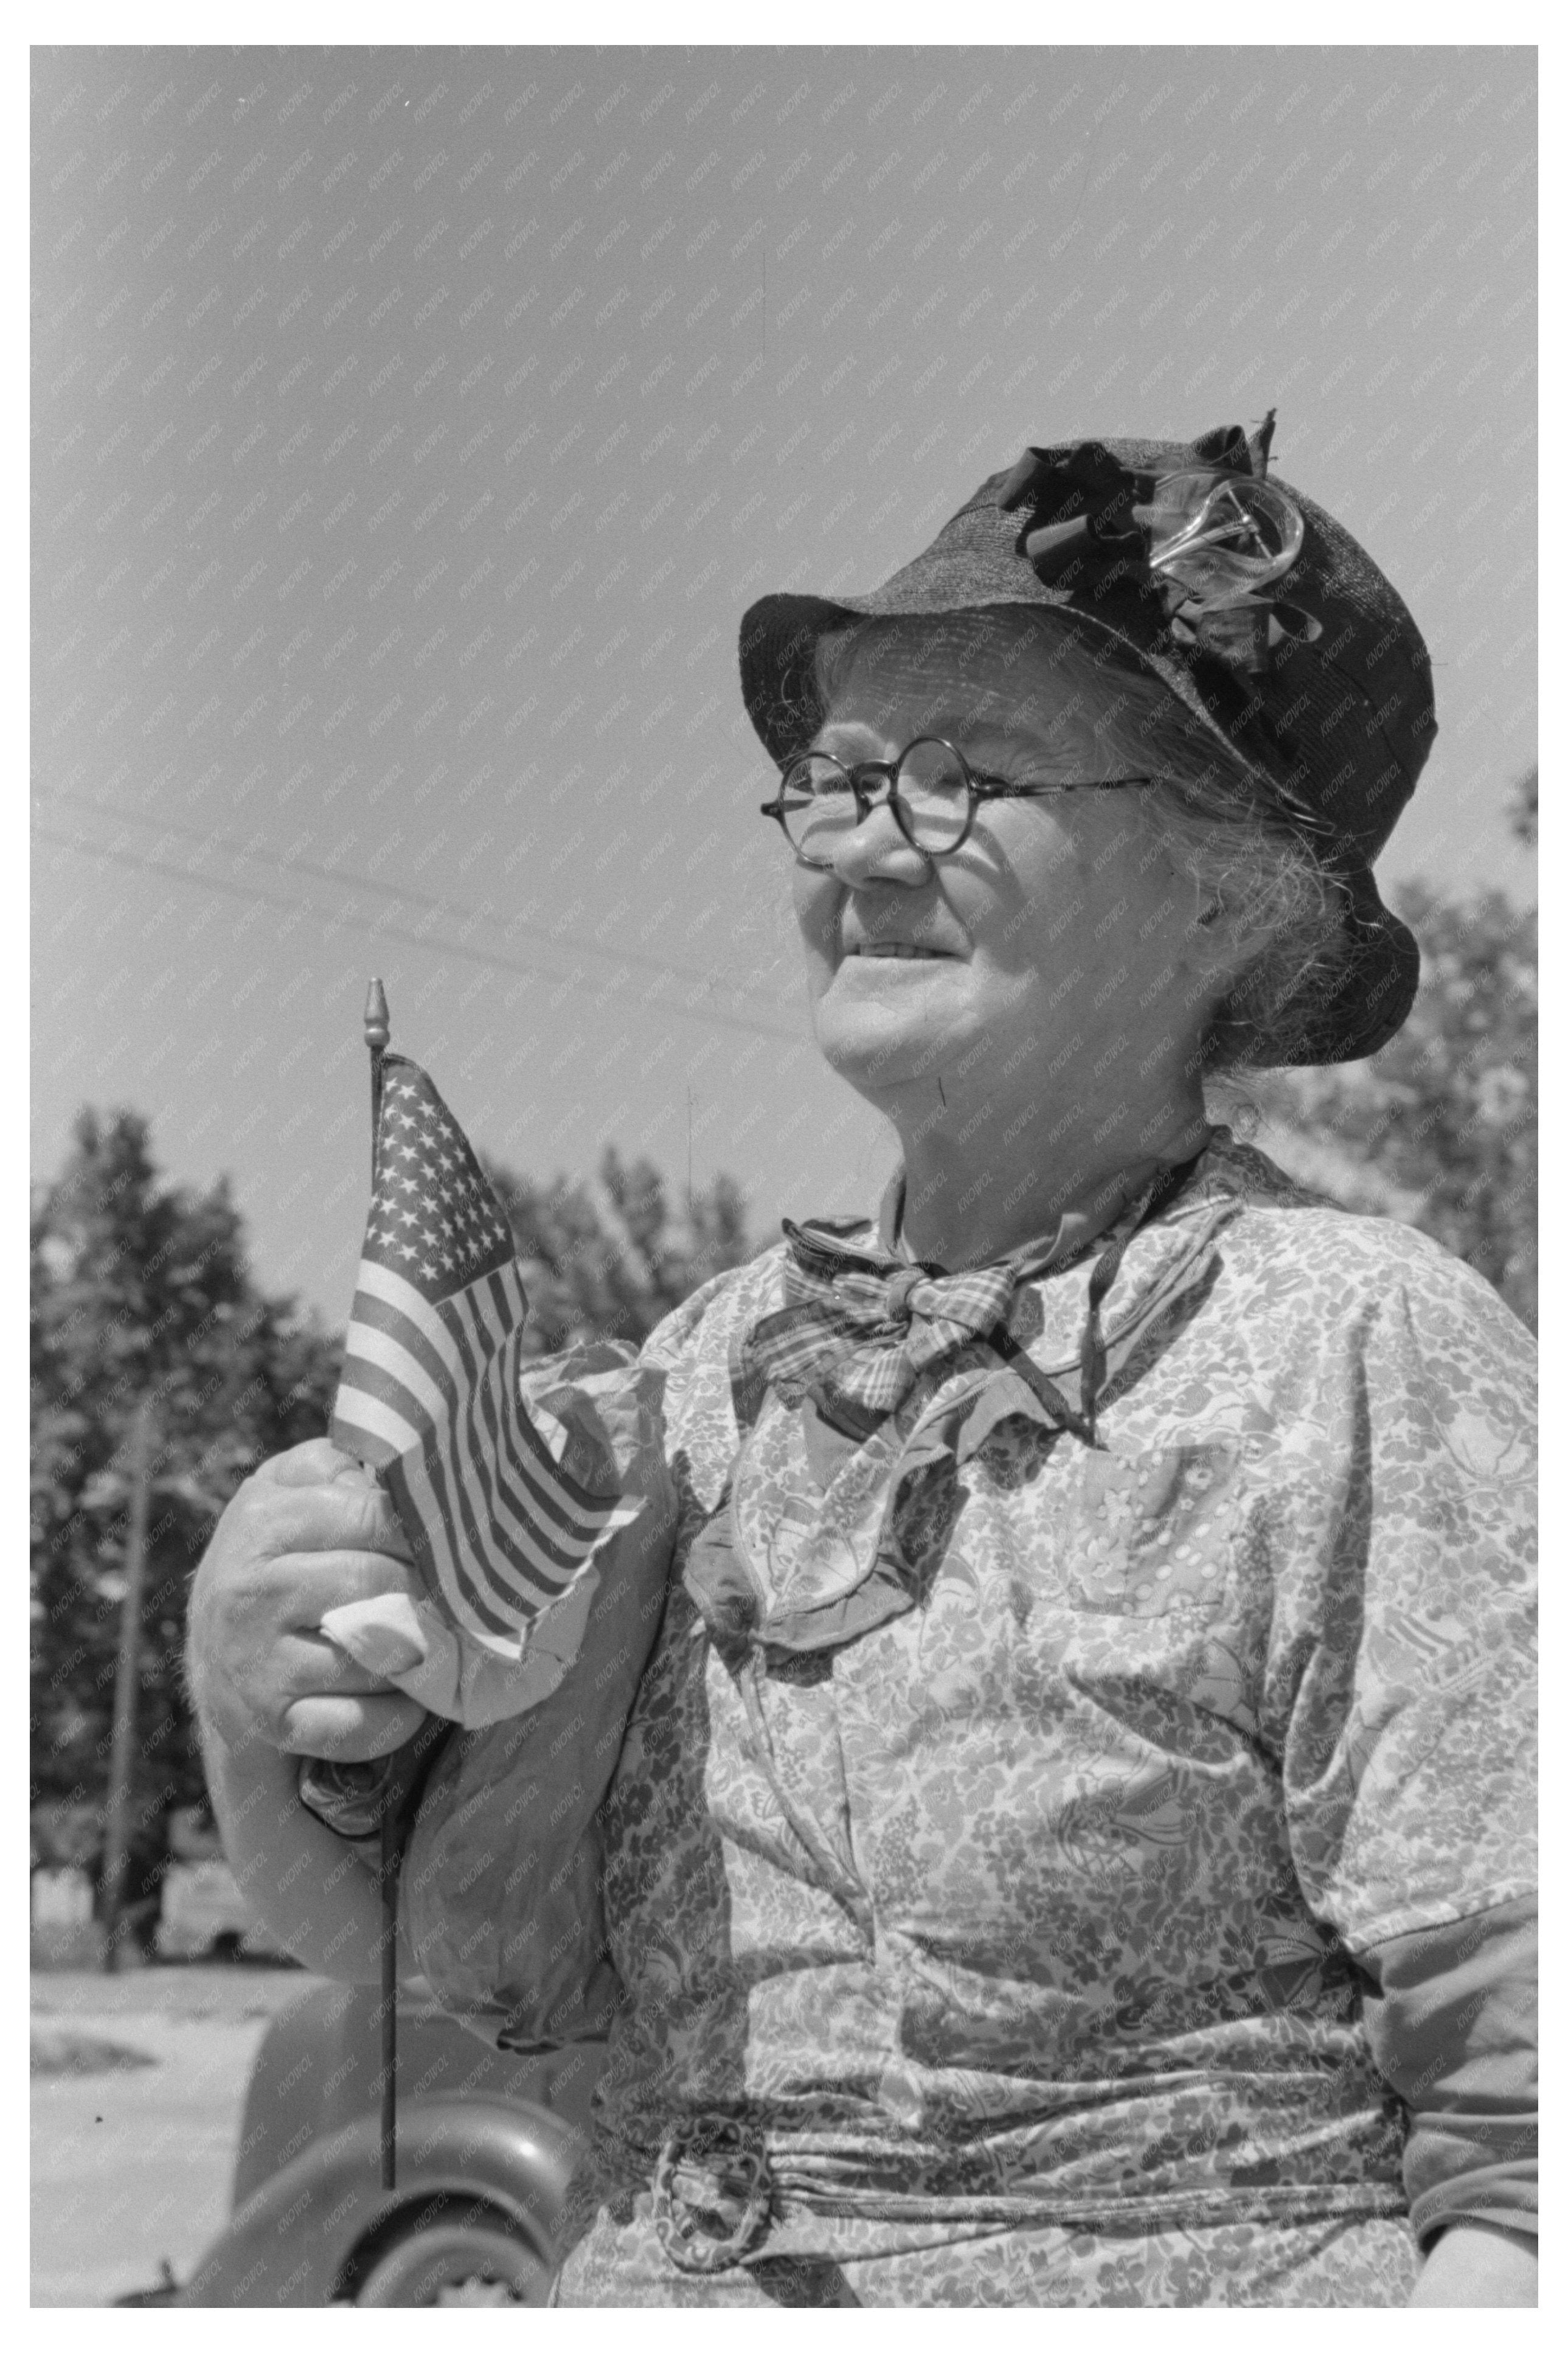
[825,796,932,888]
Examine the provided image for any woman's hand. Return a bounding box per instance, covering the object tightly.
[1408,2222,1537,2306]
[187,1437,431,1764]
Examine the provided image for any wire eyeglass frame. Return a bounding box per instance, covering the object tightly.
[759,735,1157,867]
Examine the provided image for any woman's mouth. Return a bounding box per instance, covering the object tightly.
[847,944,949,959]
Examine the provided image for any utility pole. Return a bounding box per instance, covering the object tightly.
[101,1394,154,1970]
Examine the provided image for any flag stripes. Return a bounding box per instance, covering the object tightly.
[356,1257,617,1554]
[328,1053,630,1656]
[335,1256,625,1647]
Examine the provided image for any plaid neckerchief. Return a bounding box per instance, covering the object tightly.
[742,1241,1022,1439]
[738,1155,1202,1445]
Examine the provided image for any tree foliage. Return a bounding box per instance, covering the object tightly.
[1249,878,1537,1331]
[29,1110,340,1916]
[30,1112,757,1917]
[1510,766,1538,850]
[484,1144,753,1355]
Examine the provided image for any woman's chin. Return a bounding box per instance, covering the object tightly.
[811,992,961,1098]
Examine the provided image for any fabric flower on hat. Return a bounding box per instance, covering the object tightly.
[998,411,1317,677]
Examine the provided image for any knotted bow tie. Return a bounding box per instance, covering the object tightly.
[738,1153,1209,1447]
[738,1226,1031,1442]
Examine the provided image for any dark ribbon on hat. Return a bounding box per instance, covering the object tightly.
[998,437,1162,574]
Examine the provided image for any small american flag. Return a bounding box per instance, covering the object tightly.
[330,1052,625,1653]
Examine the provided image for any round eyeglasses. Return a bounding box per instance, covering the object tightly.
[760,736,1156,866]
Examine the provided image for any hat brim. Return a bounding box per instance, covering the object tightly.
[738,589,1417,1066]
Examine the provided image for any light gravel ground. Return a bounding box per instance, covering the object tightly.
[30,1964,319,2307]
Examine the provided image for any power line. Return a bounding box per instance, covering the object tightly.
[38,785,790,1012]
[35,825,806,1046]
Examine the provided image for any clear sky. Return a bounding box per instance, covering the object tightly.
[32,43,1536,1315]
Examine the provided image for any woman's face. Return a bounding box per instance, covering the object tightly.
[790,620,1216,1119]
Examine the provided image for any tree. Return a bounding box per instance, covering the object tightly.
[30,1110,341,1928]
[1510,766,1538,850]
[484,1144,753,1355]
[1246,874,1537,1332]
[31,1110,755,1928]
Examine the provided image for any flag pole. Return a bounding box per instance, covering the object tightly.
[363,978,399,2196]
[366,977,389,1186]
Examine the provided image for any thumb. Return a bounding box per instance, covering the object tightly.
[321,1593,463,1722]
[258,1437,379,1491]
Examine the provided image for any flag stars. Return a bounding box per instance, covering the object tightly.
[364,1061,515,1298]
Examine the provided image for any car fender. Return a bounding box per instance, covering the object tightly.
[177,2093,583,2307]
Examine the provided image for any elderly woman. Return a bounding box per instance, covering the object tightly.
[189,419,1536,2308]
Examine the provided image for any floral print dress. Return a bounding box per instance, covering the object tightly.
[409,1133,1536,2307]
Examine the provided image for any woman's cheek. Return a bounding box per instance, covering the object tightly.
[791,875,839,975]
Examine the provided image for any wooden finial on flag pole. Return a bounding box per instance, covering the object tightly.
[364,975,390,1051]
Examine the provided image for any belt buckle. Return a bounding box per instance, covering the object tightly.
[651,2116,773,2274]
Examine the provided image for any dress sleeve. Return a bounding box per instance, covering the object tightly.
[1268,1234,1536,1945]
[1260,1231,1537,2236]
[1356,1895,1537,2250]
